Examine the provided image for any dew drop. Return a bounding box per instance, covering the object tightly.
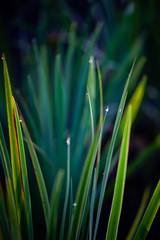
[73,203,77,207]
[119,108,122,112]
[19,119,22,123]
[66,137,70,145]
[105,106,109,112]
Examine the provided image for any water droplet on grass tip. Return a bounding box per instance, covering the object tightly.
[105,106,109,112]
[73,203,77,207]
[66,137,70,145]
[19,119,22,123]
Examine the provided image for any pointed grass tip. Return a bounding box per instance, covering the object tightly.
[66,137,70,145]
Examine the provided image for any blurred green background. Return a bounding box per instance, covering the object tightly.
[0,0,160,239]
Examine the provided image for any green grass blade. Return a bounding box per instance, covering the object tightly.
[60,137,71,240]
[0,182,11,239]
[33,43,54,163]
[0,123,13,185]
[13,99,33,240]
[67,179,73,240]
[47,170,64,240]
[69,111,107,239]
[127,135,160,178]
[89,168,96,240]
[87,56,96,127]
[65,22,77,111]
[71,23,102,142]
[77,168,93,240]
[93,59,135,240]
[106,105,132,240]
[54,54,65,168]
[5,178,21,240]
[134,179,160,240]
[21,120,50,227]
[126,187,150,240]
[129,56,147,92]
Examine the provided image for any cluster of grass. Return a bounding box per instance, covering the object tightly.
[0,25,160,239]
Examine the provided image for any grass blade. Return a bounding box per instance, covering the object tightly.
[13,98,33,240]
[69,113,106,239]
[120,75,147,136]
[0,177,11,240]
[87,56,96,130]
[89,168,96,240]
[5,179,21,240]
[96,60,104,179]
[60,137,71,240]
[93,59,135,240]
[54,54,65,169]
[2,54,24,221]
[106,105,132,240]
[0,123,13,186]
[47,170,64,240]
[21,120,50,227]
[126,187,150,240]
[134,179,160,240]
[87,86,94,142]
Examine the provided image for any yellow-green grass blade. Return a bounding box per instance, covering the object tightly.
[3,54,26,227]
[87,86,94,142]
[60,138,71,240]
[129,56,147,92]
[96,60,103,179]
[13,98,33,240]
[106,106,132,240]
[0,184,11,239]
[21,120,50,227]
[93,59,135,240]
[47,170,64,240]
[134,179,160,240]
[120,75,147,136]
[0,123,13,187]
[127,135,160,178]
[69,112,107,239]
[101,135,160,201]
[0,141,19,239]
[6,178,21,240]
[126,187,150,240]
[89,168,96,240]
